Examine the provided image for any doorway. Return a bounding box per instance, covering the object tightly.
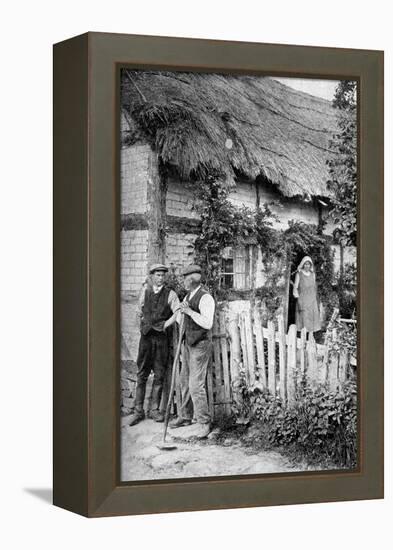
[286,250,307,329]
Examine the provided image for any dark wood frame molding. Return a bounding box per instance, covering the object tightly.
[53,32,383,517]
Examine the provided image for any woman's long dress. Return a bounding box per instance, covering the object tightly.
[295,271,321,331]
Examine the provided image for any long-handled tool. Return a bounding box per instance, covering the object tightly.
[156,314,185,451]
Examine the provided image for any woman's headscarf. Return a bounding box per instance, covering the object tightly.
[297,255,314,272]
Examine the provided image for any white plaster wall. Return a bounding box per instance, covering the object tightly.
[166,178,200,219]
[257,186,319,229]
[121,143,151,215]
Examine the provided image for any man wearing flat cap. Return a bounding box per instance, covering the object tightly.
[169,264,215,439]
[129,263,180,426]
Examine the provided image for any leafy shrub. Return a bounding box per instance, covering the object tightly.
[325,318,357,360]
[231,374,357,468]
[336,262,357,318]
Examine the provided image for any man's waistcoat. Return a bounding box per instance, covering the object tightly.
[184,287,211,346]
[141,286,172,336]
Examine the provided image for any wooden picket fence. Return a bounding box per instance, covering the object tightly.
[167,308,356,420]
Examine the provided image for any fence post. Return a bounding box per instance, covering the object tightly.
[307,333,318,386]
[287,324,297,406]
[267,320,276,396]
[319,345,328,386]
[277,314,287,404]
[338,350,348,385]
[219,310,232,416]
[321,307,339,381]
[327,354,339,392]
[206,357,214,420]
[239,313,249,384]
[327,328,339,391]
[228,314,241,381]
[253,307,267,388]
[212,314,224,417]
[245,311,256,386]
[300,328,307,376]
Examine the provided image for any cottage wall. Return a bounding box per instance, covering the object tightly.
[164,178,200,274]
[120,143,156,360]
[121,144,150,215]
[120,148,343,362]
[121,230,149,293]
[165,232,196,273]
[166,179,199,219]
[258,186,319,228]
[229,181,258,209]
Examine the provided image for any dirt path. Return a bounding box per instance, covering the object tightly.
[121,417,299,481]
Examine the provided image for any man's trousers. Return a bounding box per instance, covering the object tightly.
[134,331,169,412]
[178,339,212,424]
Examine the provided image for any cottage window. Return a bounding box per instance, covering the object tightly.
[220,249,234,289]
[220,245,256,290]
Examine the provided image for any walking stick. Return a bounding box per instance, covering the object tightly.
[157,314,185,451]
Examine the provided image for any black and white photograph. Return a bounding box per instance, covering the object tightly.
[2,0,389,536]
[119,69,358,482]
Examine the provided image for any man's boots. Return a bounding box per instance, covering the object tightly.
[128,408,145,426]
[169,417,192,428]
[193,423,211,439]
[150,384,164,422]
[150,409,164,422]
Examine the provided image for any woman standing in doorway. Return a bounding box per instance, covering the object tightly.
[293,255,321,334]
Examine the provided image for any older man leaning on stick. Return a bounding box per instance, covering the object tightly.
[169,264,215,439]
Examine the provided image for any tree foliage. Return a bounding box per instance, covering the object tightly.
[327,81,357,246]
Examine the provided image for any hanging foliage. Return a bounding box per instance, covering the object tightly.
[327,81,357,247]
[191,173,277,298]
[191,175,336,321]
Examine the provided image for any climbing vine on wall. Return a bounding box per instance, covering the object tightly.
[191,174,277,298]
[191,174,336,320]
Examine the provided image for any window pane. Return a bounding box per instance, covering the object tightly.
[221,257,234,289]
[222,258,234,273]
[223,274,234,288]
[234,247,246,289]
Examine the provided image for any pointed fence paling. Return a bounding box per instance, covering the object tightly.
[210,308,354,418]
[169,308,355,420]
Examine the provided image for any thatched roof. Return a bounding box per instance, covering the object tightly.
[121,70,338,198]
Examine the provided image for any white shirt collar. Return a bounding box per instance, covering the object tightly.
[189,285,201,299]
[152,284,164,293]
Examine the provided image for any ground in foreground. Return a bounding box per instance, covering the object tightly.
[120,417,319,481]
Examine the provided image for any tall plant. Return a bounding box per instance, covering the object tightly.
[327,81,357,247]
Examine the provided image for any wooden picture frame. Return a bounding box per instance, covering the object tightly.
[53,32,383,517]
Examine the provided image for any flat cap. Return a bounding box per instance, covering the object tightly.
[182,264,202,277]
[149,263,168,274]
